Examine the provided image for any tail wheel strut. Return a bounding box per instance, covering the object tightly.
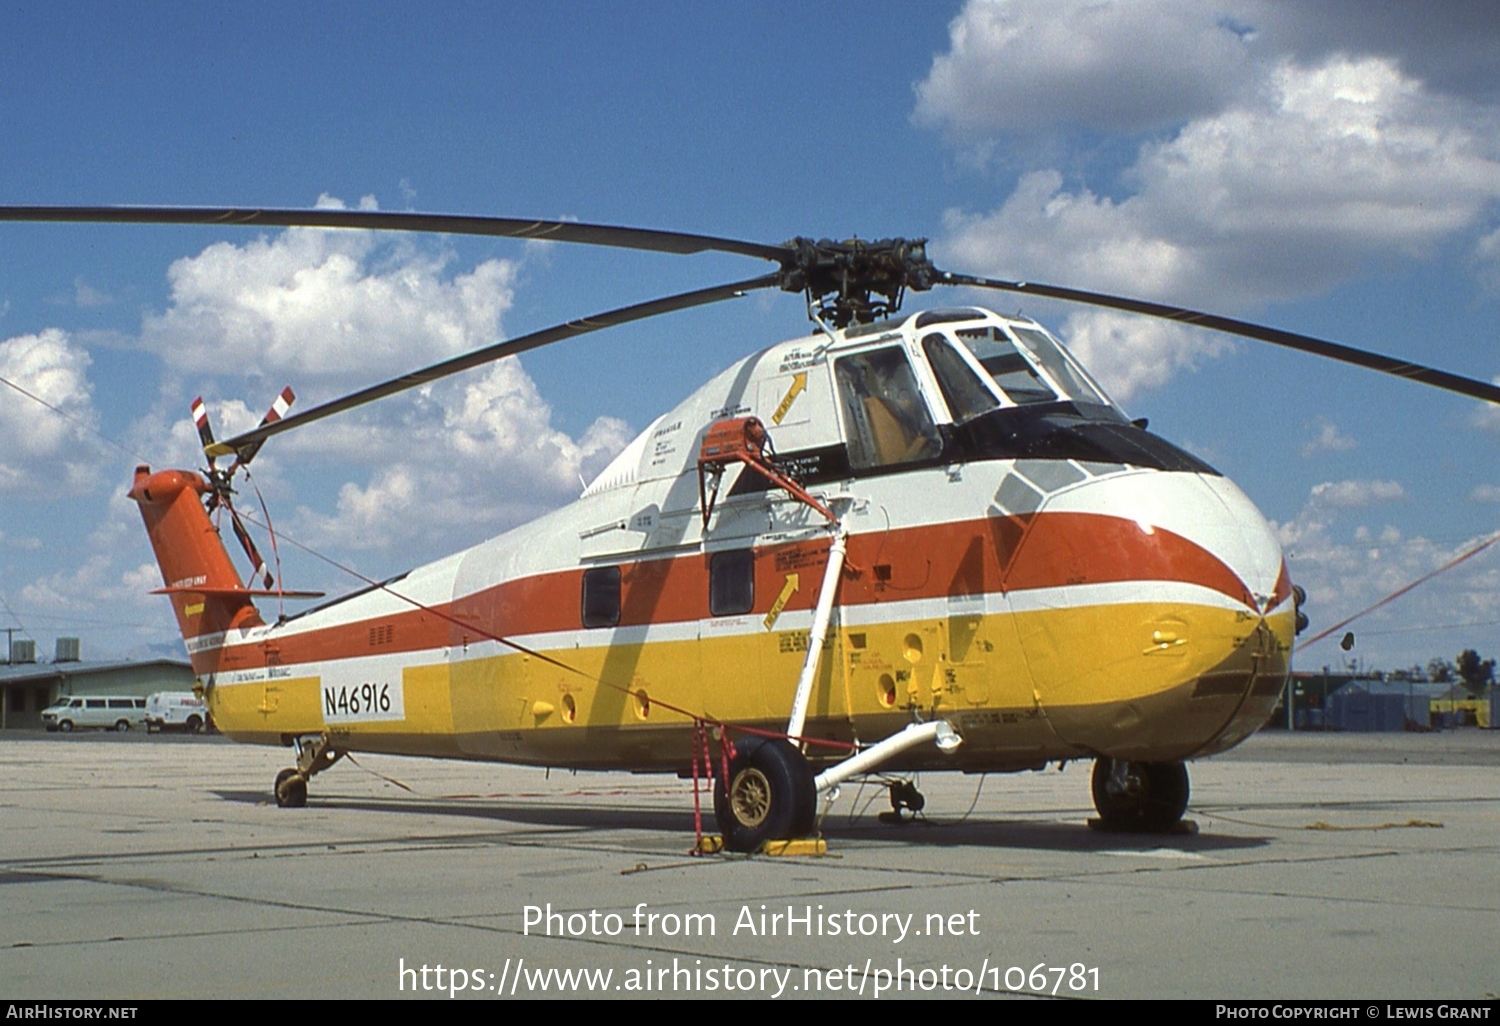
[273,734,344,809]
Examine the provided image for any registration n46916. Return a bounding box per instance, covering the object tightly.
[322,680,404,724]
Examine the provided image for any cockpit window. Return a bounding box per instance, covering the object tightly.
[1010,326,1108,405]
[956,327,1059,405]
[834,346,943,470]
[923,334,999,423]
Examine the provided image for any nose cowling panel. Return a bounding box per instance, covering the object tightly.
[996,467,1294,761]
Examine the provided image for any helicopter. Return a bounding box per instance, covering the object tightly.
[5,205,1499,853]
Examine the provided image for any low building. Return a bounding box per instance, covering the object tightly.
[0,658,196,730]
[1430,684,1492,729]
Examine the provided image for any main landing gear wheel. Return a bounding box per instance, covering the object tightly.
[274,768,308,808]
[1090,758,1189,832]
[713,737,816,853]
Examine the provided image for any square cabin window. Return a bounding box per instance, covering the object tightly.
[709,549,755,616]
[581,566,622,629]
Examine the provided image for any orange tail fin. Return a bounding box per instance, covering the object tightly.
[129,464,264,645]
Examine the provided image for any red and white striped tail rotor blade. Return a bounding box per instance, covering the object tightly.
[191,396,218,463]
[229,386,296,471]
[228,507,274,590]
[260,386,295,427]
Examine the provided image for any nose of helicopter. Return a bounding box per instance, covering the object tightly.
[995,464,1295,761]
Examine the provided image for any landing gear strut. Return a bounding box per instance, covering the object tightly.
[1090,758,1189,832]
[274,734,344,808]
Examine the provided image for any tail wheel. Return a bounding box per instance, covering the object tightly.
[713,738,815,853]
[1090,758,1189,832]
[274,768,308,808]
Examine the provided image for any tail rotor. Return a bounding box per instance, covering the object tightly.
[191,389,298,593]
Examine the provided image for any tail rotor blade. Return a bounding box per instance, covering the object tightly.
[191,396,218,464]
[228,506,274,590]
[260,385,296,427]
[229,386,296,471]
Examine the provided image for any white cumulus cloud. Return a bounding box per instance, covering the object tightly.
[1309,479,1406,509]
[937,57,1500,310]
[0,329,103,494]
[123,198,635,559]
[1052,308,1231,404]
[922,2,1500,400]
[915,0,1256,138]
[140,199,518,390]
[1301,418,1357,458]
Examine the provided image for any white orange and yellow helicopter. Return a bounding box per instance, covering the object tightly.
[7,206,1499,852]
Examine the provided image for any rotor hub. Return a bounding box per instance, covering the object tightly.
[778,237,938,328]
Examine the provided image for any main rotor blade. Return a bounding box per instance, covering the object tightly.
[218,273,782,456]
[0,205,791,263]
[943,272,1500,406]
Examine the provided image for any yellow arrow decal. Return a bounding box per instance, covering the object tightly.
[771,372,807,426]
[763,572,800,630]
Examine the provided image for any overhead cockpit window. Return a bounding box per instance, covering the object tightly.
[1010,326,1108,406]
[923,334,999,423]
[955,327,1058,405]
[834,347,943,470]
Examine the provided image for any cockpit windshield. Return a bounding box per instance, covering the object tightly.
[956,326,1057,405]
[948,324,1107,408]
[1009,326,1108,405]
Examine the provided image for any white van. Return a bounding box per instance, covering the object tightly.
[41,696,147,732]
[145,692,208,733]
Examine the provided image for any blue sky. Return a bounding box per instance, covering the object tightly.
[1,1,1497,674]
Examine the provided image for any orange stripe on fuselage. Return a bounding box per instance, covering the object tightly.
[187,511,1255,675]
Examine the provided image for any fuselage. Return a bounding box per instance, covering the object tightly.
[137,306,1296,774]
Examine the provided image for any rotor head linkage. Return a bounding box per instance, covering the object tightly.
[777,237,939,328]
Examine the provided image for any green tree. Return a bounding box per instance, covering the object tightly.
[1426,657,1455,683]
[1455,649,1496,697]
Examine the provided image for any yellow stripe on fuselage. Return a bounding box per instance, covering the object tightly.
[207,598,1293,760]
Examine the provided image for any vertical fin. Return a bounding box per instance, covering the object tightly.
[128,465,264,652]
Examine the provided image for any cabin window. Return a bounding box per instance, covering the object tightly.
[86,699,105,709]
[709,548,755,616]
[923,334,1000,423]
[834,346,943,470]
[581,566,622,628]
[108,699,133,709]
